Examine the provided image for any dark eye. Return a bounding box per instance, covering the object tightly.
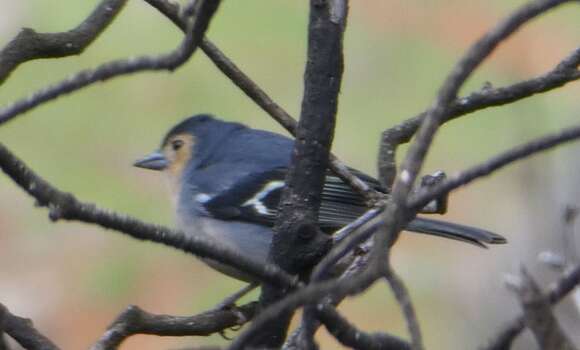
[171,139,184,151]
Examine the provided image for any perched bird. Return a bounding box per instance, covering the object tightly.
[134,114,506,280]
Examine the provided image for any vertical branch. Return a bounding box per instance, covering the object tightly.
[384,270,423,349]
[249,0,348,348]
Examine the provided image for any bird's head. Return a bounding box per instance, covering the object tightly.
[133,114,221,180]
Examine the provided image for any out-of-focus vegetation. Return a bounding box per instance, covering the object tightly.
[0,1,578,349]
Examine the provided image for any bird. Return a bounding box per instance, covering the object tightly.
[134,114,506,281]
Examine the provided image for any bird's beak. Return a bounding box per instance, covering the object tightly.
[133,151,168,171]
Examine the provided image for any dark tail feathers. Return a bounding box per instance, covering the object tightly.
[406,217,507,248]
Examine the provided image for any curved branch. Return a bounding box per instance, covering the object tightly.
[318,305,411,350]
[0,143,295,288]
[378,46,580,186]
[0,0,221,127]
[91,303,257,350]
[0,0,128,85]
[384,270,423,349]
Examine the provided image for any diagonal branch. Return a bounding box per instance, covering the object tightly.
[0,143,295,288]
[91,303,257,350]
[142,0,379,202]
[409,120,580,211]
[391,0,571,205]
[379,46,580,186]
[0,303,59,350]
[229,270,380,350]
[506,268,577,350]
[317,304,411,350]
[0,0,128,85]
[481,263,580,350]
[0,0,221,127]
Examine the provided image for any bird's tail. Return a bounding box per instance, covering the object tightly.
[406,217,507,248]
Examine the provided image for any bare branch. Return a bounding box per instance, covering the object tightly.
[0,0,221,127]
[91,303,257,350]
[390,0,571,204]
[506,268,577,350]
[229,270,379,350]
[481,263,580,350]
[286,240,385,349]
[409,121,580,211]
[384,270,423,350]
[0,0,128,85]
[211,283,258,311]
[318,304,411,350]
[0,143,295,288]
[0,303,59,350]
[252,1,348,347]
[379,46,580,168]
[142,0,379,202]
[0,335,8,350]
[563,205,580,265]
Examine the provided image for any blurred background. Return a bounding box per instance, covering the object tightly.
[1,1,579,349]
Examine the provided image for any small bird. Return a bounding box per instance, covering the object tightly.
[134,114,506,281]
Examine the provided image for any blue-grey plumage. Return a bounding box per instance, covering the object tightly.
[134,114,506,281]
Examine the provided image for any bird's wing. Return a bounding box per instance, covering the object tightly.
[198,166,507,246]
[200,167,380,230]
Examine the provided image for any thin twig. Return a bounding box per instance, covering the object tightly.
[91,303,257,350]
[228,271,380,350]
[506,268,577,350]
[391,0,571,206]
[210,283,258,311]
[0,143,295,288]
[379,46,580,186]
[481,263,580,350]
[0,0,221,126]
[284,240,378,349]
[409,121,580,211]
[384,270,423,350]
[0,0,128,85]
[142,0,379,202]
[318,304,411,350]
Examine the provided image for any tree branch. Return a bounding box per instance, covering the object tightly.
[250,1,348,347]
[229,270,379,350]
[0,0,128,85]
[142,0,379,203]
[506,268,577,350]
[481,263,580,350]
[0,143,295,288]
[391,0,571,204]
[0,303,59,350]
[0,0,221,126]
[378,46,579,186]
[384,270,423,349]
[409,120,580,211]
[91,303,257,350]
[318,304,411,350]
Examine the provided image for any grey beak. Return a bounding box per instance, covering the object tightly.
[133,151,168,171]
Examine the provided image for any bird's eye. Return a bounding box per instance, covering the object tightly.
[171,139,184,151]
